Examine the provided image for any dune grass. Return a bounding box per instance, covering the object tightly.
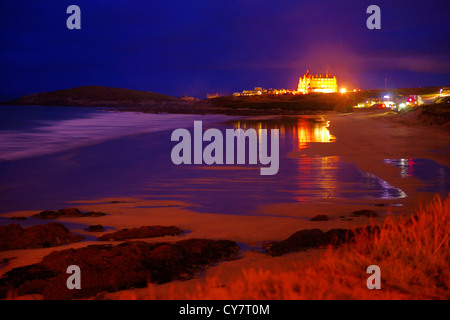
[171,194,449,300]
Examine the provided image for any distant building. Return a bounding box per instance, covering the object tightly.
[233,87,293,97]
[207,93,219,99]
[297,70,337,94]
[181,95,195,101]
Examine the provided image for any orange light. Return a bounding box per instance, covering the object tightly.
[340,88,347,94]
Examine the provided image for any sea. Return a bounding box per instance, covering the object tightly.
[0,105,447,219]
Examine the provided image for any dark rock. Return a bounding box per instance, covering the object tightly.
[0,223,84,251]
[323,229,355,245]
[32,208,107,219]
[33,210,58,219]
[268,226,379,256]
[84,211,107,217]
[311,215,329,221]
[351,209,378,217]
[176,238,239,265]
[0,264,56,298]
[268,229,326,256]
[85,225,104,232]
[97,226,183,241]
[0,238,240,299]
[56,208,83,217]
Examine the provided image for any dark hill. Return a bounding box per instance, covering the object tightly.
[4,86,179,107]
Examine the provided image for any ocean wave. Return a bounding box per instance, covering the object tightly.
[0,110,225,161]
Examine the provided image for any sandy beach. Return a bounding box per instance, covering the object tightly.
[1,109,449,299]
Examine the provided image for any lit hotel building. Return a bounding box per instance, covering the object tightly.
[297,70,337,94]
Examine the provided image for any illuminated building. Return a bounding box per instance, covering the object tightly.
[233,87,293,96]
[297,70,337,94]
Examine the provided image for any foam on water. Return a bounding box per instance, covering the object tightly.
[0,106,225,161]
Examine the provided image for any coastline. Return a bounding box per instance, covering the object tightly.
[0,109,449,299]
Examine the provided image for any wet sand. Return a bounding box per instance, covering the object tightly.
[299,109,450,210]
[1,109,449,299]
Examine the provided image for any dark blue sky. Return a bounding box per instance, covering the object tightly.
[1,0,449,99]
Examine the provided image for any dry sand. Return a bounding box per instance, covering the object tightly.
[1,109,449,299]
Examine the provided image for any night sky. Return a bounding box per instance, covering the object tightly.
[1,0,449,100]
